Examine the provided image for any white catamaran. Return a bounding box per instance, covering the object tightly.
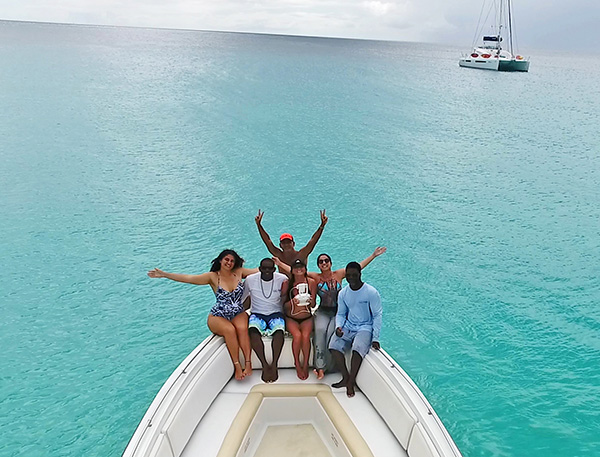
[122,335,464,457]
[459,0,530,72]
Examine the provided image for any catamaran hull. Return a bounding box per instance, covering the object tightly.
[458,58,529,72]
[458,58,499,71]
[498,59,530,72]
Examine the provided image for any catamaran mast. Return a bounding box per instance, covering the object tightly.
[497,0,503,51]
[507,0,514,55]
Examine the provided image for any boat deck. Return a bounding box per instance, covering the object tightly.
[182,368,407,457]
[253,424,329,457]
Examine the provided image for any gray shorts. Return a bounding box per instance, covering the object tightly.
[328,329,372,358]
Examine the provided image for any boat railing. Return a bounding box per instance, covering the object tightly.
[122,334,222,457]
[364,348,464,457]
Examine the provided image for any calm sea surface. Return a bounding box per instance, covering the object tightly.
[1,20,599,457]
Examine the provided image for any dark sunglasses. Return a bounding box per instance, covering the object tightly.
[318,258,330,264]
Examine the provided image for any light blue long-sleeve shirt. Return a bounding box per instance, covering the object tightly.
[335,283,382,342]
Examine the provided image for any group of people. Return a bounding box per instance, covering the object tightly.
[148,210,385,397]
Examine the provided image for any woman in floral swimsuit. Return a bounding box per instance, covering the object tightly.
[149,250,283,380]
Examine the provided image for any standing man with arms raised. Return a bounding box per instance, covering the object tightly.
[255,209,328,268]
[329,262,382,397]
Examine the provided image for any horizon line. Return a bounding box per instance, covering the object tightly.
[0,18,428,45]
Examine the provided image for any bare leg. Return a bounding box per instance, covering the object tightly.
[207,314,243,380]
[286,318,304,379]
[346,351,364,397]
[232,312,252,377]
[249,328,271,382]
[299,318,313,380]
[270,330,284,382]
[331,349,349,388]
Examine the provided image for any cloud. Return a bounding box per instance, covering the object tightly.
[1,0,599,51]
[362,1,395,16]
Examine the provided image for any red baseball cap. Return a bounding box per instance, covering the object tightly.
[279,233,294,242]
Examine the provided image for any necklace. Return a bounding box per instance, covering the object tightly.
[260,278,274,299]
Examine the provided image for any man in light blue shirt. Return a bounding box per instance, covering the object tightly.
[329,262,382,397]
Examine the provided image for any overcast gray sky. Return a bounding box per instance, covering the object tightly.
[1,0,598,52]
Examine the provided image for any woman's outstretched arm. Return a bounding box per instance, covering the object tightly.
[239,267,259,278]
[147,268,213,286]
[332,246,387,281]
[359,246,387,269]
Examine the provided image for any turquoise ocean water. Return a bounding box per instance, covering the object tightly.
[1,20,599,457]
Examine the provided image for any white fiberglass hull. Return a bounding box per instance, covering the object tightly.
[459,57,529,72]
[459,57,499,71]
[459,45,530,72]
[123,335,463,457]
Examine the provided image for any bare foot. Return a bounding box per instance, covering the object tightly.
[271,366,279,383]
[301,365,309,380]
[332,377,348,389]
[261,365,273,383]
[295,365,304,380]
[313,368,325,380]
[242,363,252,378]
[346,382,355,398]
[234,363,243,381]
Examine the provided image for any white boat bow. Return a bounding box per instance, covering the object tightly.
[123,335,463,457]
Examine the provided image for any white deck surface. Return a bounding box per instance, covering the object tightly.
[254,424,331,457]
[181,368,407,457]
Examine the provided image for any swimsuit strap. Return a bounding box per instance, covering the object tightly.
[318,276,339,292]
